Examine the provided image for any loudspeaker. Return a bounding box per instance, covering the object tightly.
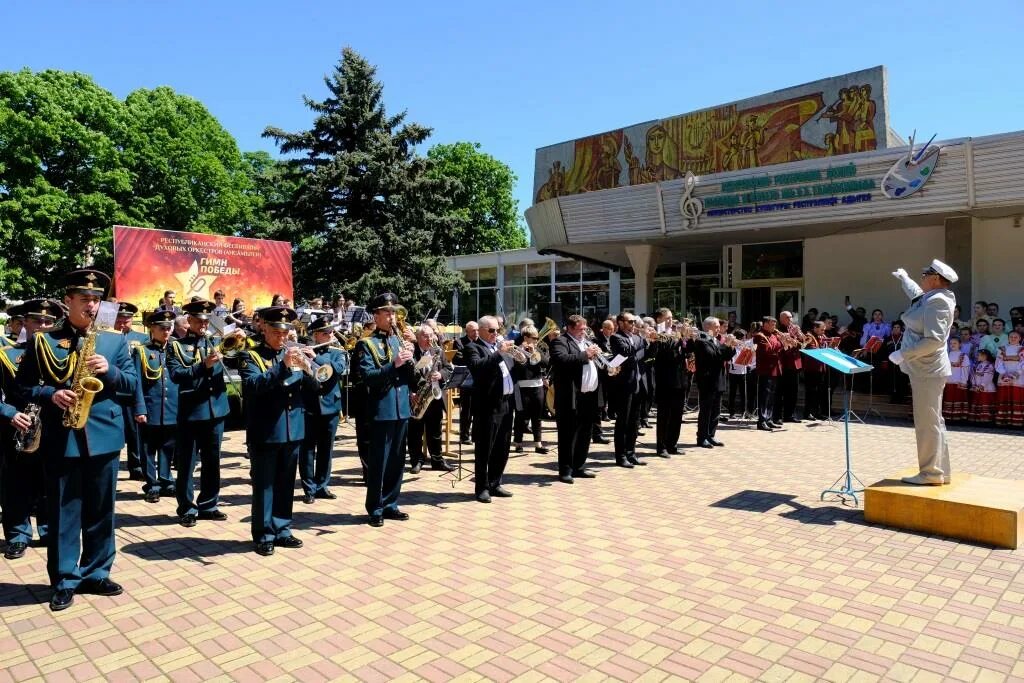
[536,301,564,327]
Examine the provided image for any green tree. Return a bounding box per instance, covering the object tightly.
[0,69,131,296]
[0,70,261,296]
[120,87,256,234]
[263,48,466,318]
[426,141,527,254]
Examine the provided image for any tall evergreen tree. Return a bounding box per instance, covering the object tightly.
[263,48,465,318]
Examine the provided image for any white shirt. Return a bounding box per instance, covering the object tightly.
[484,340,514,395]
[570,336,599,393]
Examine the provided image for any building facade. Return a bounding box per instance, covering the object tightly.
[448,67,1024,327]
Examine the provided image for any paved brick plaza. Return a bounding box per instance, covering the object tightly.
[2,415,1024,682]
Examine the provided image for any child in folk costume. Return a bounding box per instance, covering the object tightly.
[942,337,971,422]
[995,331,1024,427]
[969,349,997,424]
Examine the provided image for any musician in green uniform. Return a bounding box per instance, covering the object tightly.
[1,300,62,560]
[238,306,317,555]
[16,270,137,611]
[353,293,417,527]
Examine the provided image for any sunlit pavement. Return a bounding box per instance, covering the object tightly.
[2,413,1024,682]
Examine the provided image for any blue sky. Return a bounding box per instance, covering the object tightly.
[3,1,1023,220]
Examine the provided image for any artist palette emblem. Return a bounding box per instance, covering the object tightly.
[883,146,940,199]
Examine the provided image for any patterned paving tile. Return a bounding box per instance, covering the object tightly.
[2,415,1024,681]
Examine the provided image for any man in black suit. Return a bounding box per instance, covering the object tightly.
[452,321,479,444]
[608,312,648,467]
[653,313,689,457]
[591,319,615,443]
[549,315,603,484]
[692,317,737,449]
[462,316,516,503]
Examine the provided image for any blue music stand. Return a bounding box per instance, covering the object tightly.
[802,348,874,505]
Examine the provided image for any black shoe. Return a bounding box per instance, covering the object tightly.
[770,421,784,428]
[571,469,596,479]
[430,458,454,472]
[368,515,384,527]
[616,458,634,469]
[197,510,228,521]
[255,541,275,556]
[626,454,646,466]
[50,588,74,612]
[315,489,338,500]
[667,448,680,455]
[656,450,671,458]
[534,445,549,455]
[78,578,123,596]
[382,509,410,521]
[757,423,774,431]
[410,462,422,474]
[490,485,513,498]
[460,437,472,445]
[274,536,303,549]
[558,474,574,485]
[592,435,610,444]
[4,542,27,560]
[719,415,730,423]
[128,471,145,482]
[179,514,197,528]
[708,438,724,447]
[161,487,176,497]
[698,439,714,449]
[785,417,803,423]
[145,491,160,504]
[303,493,316,505]
[476,490,492,504]
[514,444,524,453]
[640,421,651,429]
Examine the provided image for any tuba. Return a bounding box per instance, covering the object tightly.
[14,403,42,453]
[63,318,104,430]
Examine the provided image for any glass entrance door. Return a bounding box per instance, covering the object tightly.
[771,287,802,320]
[710,288,740,324]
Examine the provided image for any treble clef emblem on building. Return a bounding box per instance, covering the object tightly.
[679,171,704,230]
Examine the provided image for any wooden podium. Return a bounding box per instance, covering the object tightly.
[865,470,1024,549]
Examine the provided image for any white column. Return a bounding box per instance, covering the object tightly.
[625,245,661,316]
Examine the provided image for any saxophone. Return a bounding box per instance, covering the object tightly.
[14,403,42,453]
[411,345,444,420]
[63,320,104,430]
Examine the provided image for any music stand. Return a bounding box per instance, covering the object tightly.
[802,348,873,505]
[440,366,471,486]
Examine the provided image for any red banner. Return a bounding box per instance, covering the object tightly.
[113,226,292,315]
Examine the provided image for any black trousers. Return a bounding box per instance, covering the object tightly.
[557,391,598,475]
[776,369,800,420]
[655,393,684,453]
[473,397,513,494]
[458,388,474,440]
[696,385,723,442]
[611,390,640,457]
[407,400,443,465]
[514,386,544,443]
[804,372,829,418]
[757,376,777,424]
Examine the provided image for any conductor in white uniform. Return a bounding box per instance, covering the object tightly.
[888,259,957,485]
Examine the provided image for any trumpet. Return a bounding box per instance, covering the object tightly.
[284,339,339,383]
[511,344,530,364]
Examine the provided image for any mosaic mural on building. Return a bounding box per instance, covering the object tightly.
[534,66,890,203]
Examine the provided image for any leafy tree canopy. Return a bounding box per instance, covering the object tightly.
[426,141,527,255]
[0,69,257,297]
[263,47,467,319]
